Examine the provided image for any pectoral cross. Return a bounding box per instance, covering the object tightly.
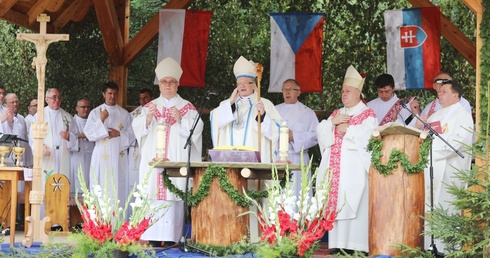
[16,14,69,248]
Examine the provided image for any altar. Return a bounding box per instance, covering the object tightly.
[154,162,300,246]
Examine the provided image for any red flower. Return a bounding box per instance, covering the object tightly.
[115,218,150,246]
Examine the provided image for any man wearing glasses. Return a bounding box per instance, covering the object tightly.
[419,72,472,118]
[70,99,94,192]
[275,79,318,199]
[29,88,78,185]
[132,57,203,247]
[2,93,32,167]
[415,80,473,254]
[210,56,282,164]
[210,56,282,242]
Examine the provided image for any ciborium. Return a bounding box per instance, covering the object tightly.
[0,145,11,167]
[12,146,25,167]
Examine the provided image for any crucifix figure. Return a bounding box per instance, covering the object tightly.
[16,13,69,248]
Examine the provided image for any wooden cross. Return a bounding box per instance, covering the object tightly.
[16,14,69,248]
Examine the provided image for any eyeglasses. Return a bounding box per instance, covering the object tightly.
[282,88,300,92]
[159,80,178,85]
[46,96,62,101]
[236,82,255,87]
[434,79,452,85]
[29,104,38,108]
[77,106,90,109]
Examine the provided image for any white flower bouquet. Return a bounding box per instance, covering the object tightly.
[73,164,169,256]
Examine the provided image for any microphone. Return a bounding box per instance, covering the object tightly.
[399,98,410,106]
[207,90,218,96]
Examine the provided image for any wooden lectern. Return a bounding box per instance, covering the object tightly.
[368,122,427,256]
[155,162,300,246]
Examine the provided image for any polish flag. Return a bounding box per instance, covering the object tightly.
[384,7,441,90]
[157,9,212,87]
[269,13,324,93]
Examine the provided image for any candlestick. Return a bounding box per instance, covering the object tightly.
[278,121,289,163]
[156,123,168,160]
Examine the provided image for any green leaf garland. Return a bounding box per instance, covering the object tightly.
[161,163,286,207]
[367,137,431,176]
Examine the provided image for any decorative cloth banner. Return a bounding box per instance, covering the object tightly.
[384,7,441,90]
[157,9,212,87]
[269,13,324,93]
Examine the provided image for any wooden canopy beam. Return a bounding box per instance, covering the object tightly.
[52,0,93,32]
[462,0,482,14]
[2,9,40,32]
[461,0,482,134]
[123,0,192,66]
[0,0,17,16]
[407,0,476,67]
[111,0,130,106]
[45,0,66,13]
[27,0,51,25]
[93,0,125,65]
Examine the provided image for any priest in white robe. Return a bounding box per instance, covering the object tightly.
[84,82,132,205]
[29,88,78,187]
[209,56,282,163]
[0,86,6,126]
[420,72,472,118]
[70,99,94,192]
[367,73,413,126]
[25,98,38,134]
[415,80,473,253]
[275,79,318,198]
[210,56,282,242]
[132,57,203,244]
[317,65,377,253]
[2,93,32,167]
[128,89,154,199]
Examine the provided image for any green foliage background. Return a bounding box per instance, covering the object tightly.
[0,0,478,154]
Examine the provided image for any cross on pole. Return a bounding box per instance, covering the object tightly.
[16,13,69,248]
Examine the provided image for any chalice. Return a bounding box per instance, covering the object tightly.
[12,146,25,167]
[0,145,11,167]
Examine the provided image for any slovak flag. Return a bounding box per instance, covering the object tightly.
[384,7,441,90]
[157,9,212,87]
[269,13,324,93]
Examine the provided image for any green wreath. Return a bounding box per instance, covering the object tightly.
[367,136,431,176]
[162,163,287,207]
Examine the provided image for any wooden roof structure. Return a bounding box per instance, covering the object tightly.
[0,0,483,115]
[0,0,192,106]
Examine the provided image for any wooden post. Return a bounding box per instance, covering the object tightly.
[16,13,69,247]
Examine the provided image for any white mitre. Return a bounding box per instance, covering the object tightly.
[342,65,365,91]
[233,56,256,79]
[155,57,183,82]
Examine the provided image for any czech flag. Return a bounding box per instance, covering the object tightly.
[157,9,212,87]
[384,7,441,90]
[269,13,324,93]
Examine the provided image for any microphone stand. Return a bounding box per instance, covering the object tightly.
[401,103,464,258]
[159,92,213,256]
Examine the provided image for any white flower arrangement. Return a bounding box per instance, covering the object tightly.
[243,156,338,257]
[74,163,169,254]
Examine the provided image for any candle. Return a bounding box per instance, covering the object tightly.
[279,121,289,161]
[156,123,166,159]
